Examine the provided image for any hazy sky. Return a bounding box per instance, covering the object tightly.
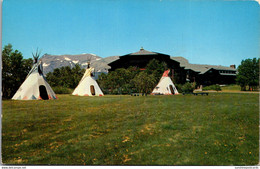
[2,0,259,67]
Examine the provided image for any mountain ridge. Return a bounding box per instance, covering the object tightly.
[41,54,119,75]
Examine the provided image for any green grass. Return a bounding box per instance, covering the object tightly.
[221,85,241,92]
[2,93,259,165]
[220,85,259,92]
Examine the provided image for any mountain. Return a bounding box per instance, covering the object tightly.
[41,54,119,75]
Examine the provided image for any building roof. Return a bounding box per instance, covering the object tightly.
[107,49,237,75]
[171,57,237,74]
[128,49,158,55]
[170,57,189,67]
[122,47,169,57]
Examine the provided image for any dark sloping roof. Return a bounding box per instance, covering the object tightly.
[122,48,170,57]
[171,57,189,67]
[128,49,158,55]
[171,56,237,74]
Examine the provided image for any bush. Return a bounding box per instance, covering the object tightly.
[181,82,196,93]
[111,89,120,95]
[100,88,110,95]
[175,84,183,93]
[52,86,73,94]
[203,85,222,91]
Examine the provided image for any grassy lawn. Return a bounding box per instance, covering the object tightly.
[2,93,259,165]
[220,85,259,93]
[221,85,241,92]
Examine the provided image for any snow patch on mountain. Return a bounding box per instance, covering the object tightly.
[64,57,71,61]
[72,60,79,64]
[81,62,89,66]
[43,63,50,67]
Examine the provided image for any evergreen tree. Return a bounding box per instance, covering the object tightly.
[145,59,168,82]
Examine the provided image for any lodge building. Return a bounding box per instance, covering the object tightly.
[108,48,237,86]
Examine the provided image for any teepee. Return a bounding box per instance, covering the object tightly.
[12,51,57,100]
[151,69,179,95]
[72,64,104,96]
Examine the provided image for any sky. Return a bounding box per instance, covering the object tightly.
[2,0,259,67]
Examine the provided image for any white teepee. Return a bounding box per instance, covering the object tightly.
[72,66,104,96]
[151,69,179,95]
[12,52,57,100]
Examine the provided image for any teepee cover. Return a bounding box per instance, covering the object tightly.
[72,67,104,96]
[151,69,179,95]
[12,58,57,100]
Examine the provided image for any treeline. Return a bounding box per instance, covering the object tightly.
[46,59,169,94]
[2,44,33,99]
[46,64,85,88]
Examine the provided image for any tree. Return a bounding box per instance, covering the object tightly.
[236,58,259,91]
[97,67,140,94]
[145,59,168,82]
[132,71,157,94]
[46,64,85,88]
[97,59,169,94]
[2,44,33,99]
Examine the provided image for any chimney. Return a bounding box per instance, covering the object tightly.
[230,65,236,69]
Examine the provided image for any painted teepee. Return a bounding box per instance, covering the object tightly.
[151,69,179,95]
[72,64,104,96]
[12,51,57,100]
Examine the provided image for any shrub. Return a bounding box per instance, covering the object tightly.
[203,85,222,91]
[175,84,183,93]
[181,82,196,93]
[52,86,73,94]
[112,89,120,95]
[215,85,221,91]
[100,88,110,95]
